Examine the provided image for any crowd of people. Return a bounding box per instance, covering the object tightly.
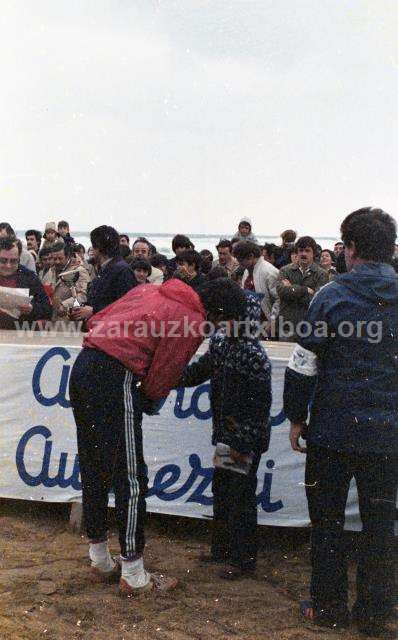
[2,216,397,335]
[1,209,397,636]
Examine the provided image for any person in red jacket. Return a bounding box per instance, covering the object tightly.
[69,277,246,596]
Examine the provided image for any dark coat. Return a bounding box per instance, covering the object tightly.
[180,296,272,454]
[87,257,137,314]
[0,265,52,329]
[284,263,398,454]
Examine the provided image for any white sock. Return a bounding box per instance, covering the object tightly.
[121,556,150,588]
[89,541,116,573]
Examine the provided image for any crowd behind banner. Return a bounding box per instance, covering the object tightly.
[2,217,397,334]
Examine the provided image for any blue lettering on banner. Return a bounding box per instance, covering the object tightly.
[32,348,288,425]
[15,427,283,513]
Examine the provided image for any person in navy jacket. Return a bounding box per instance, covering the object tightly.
[283,207,398,635]
[71,226,137,322]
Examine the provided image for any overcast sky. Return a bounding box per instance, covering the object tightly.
[1,0,397,237]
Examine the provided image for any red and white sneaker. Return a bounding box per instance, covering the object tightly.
[119,573,178,597]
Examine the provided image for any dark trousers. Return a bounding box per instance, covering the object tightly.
[306,444,397,622]
[69,348,147,560]
[211,454,261,570]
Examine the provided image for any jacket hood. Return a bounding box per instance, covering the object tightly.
[239,216,252,229]
[337,262,398,305]
[159,278,205,315]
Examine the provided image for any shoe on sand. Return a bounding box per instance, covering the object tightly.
[90,558,121,584]
[119,573,178,597]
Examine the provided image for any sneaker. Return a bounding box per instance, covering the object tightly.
[90,557,121,584]
[119,573,178,597]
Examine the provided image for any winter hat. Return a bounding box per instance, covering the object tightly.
[238,217,252,230]
[44,222,57,238]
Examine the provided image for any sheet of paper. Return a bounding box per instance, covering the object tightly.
[0,287,31,319]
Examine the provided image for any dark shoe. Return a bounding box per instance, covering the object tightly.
[198,554,225,565]
[219,564,256,581]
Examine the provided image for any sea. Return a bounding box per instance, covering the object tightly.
[19,232,339,258]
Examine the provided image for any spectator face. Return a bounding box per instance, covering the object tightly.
[26,234,39,251]
[76,247,85,260]
[134,268,149,284]
[133,242,150,259]
[52,248,67,273]
[290,252,299,265]
[177,260,196,278]
[58,224,69,237]
[46,229,57,243]
[238,222,251,237]
[0,245,19,277]
[320,251,332,269]
[236,253,257,270]
[40,254,52,269]
[174,244,191,256]
[334,242,344,255]
[217,246,231,265]
[263,248,275,264]
[120,236,130,247]
[297,246,314,268]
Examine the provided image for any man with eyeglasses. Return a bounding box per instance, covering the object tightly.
[0,237,51,330]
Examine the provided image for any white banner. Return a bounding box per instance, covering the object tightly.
[0,339,367,529]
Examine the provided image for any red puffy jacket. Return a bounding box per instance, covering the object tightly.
[84,278,206,400]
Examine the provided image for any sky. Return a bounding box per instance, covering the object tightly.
[1,0,397,237]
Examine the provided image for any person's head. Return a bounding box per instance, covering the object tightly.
[199,249,213,274]
[0,222,15,239]
[38,246,53,270]
[340,207,397,271]
[119,234,130,247]
[216,239,233,266]
[334,241,344,256]
[0,237,20,277]
[150,253,168,274]
[263,243,278,265]
[295,236,317,268]
[132,237,151,259]
[230,265,245,286]
[119,244,131,259]
[44,222,58,244]
[90,226,120,262]
[176,249,202,278]
[232,241,261,270]
[320,249,335,270]
[281,229,297,246]
[197,278,247,325]
[130,258,152,284]
[237,217,253,238]
[290,250,298,265]
[207,265,229,281]
[25,229,42,252]
[51,242,68,274]
[171,234,193,256]
[74,243,86,260]
[57,220,70,237]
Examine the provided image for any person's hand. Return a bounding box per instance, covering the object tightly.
[18,302,33,315]
[57,304,67,317]
[289,422,307,453]
[282,279,292,287]
[229,448,249,464]
[70,305,93,320]
[307,287,315,295]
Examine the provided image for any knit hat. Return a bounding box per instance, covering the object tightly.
[239,217,252,229]
[44,222,57,238]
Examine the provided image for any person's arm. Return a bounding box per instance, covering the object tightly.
[277,270,312,303]
[21,275,52,321]
[142,318,204,400]
[265,268,280,320]
[179,347,214,387]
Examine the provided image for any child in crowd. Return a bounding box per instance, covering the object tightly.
[178,293,272,579]
[130,258,152,284]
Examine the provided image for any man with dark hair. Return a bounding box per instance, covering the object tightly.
[0,237,51,329]
[25,229,42,254]
[277,236,328,341]
[38,246,54,280]
[71,226,136,322]
[0,222,36,272]
[69,278,246,596]
[283,207,398,635]
[166,234,194,279]
[275,230,297,269]
[233,241,279,330]
[214,239,238,276]
[262,243,278,266]
[130,258,151,284]
[175,249,206,292]
[58,220,75,247]
[334,241,344,256]
[127,238,163,284]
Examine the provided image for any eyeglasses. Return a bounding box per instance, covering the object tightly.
[0,257,19,265]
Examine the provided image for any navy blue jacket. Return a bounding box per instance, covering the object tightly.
[179,296,272,454]
[0,265,52,329]
[284,263,398,454]
[87,257,137,314]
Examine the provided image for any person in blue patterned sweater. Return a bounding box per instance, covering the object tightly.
[179,292,272,579]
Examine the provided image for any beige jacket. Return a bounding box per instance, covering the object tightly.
[42,262,90,321]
